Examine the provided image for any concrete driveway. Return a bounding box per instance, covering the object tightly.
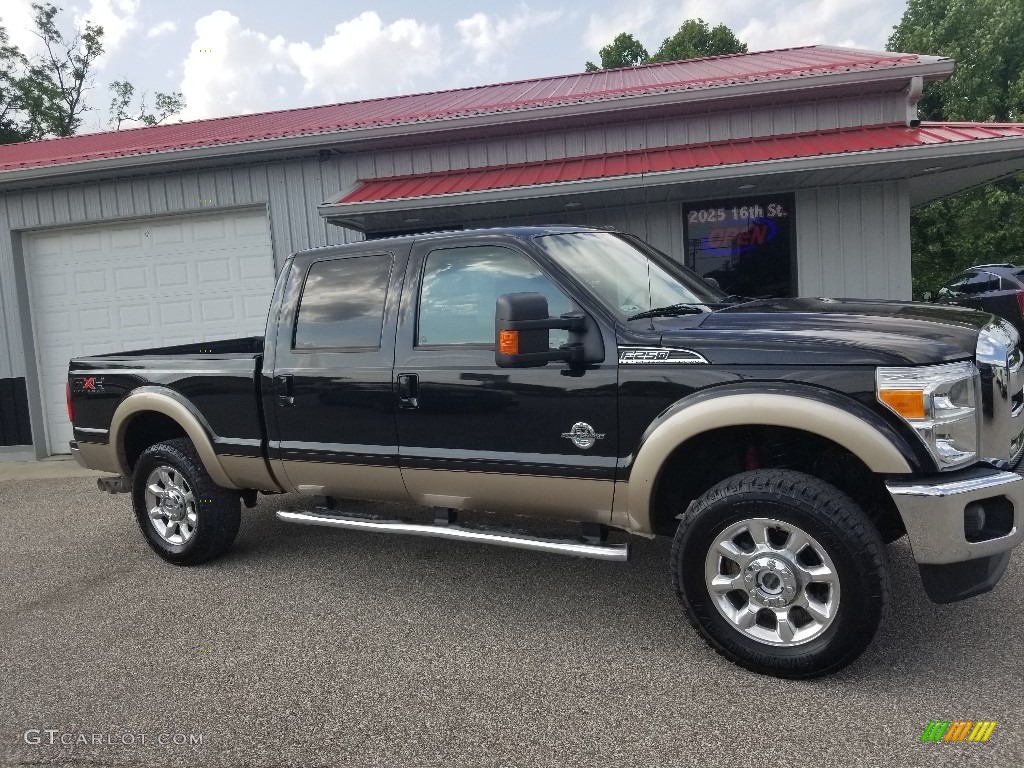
[1,468,1022,767]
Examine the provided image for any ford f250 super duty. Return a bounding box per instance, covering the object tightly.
[68,226,1024,678]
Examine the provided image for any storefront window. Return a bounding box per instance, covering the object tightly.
[683,195,796,298]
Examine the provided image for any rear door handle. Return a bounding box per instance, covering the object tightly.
[276,374,295,406]
[397,373,419,409]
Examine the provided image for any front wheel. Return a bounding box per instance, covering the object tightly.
[671,469,890,678]
[131,438,241,565]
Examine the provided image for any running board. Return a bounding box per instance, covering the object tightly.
[275,510,630,562]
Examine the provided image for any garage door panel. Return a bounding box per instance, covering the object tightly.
[25,208,275,454]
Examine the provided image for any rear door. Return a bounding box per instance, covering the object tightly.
[393,235,619,523]
[267,244,411,502]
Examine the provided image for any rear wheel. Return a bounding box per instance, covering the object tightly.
[131,438,241,565]
[671,469,889,678]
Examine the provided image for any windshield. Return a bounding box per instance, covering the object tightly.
[534,232,726,321]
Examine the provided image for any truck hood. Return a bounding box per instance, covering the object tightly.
[648,298,991,366]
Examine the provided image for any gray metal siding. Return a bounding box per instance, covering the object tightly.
[0,156,365,380]
[796,180,911,300]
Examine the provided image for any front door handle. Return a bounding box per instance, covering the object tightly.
[397,373,419,409]
[276,374,295,406]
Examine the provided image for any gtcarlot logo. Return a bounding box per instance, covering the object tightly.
[920,720,997,742]
[23,729,204,747]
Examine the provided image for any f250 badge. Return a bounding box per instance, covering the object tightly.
[618,347,708,365]
[562,422,605,450]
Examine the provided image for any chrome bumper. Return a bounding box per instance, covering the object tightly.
[886,467,1023,565]
[69,440,88,468]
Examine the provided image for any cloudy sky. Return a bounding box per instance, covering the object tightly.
[2,0,909,130]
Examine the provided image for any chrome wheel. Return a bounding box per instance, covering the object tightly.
[704,517,840,647]
[144,465,198,545]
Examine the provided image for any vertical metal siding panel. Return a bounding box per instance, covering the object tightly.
[198,170,218,211]
[19,191,41,229]
[213,168,235,207]
[467,143,488,168]
[729,112,753,140]
[883,95,906,124]
[506,137,527,164]
[0,196,20,378]
[708,114,731,142]
[794,104,817,133]
[624,124,645,151]
[131,178,151,217]
[542,133,564,161]
[815,101,840,131]
[37,190,55,225]
[6,193,26,229]
[411,149,432,174]
[448,144,470,170]
[115,180,135,217]
[665,118,687,146]
[302,158,327,248]
[68,185,87,222]
[751,109,773,138]
[429,146,449,172]
[486,140,508,166]
[584,127,606,155]
[98,181,118,218]
[838,98,864,128]
[230,166,253,205]
[51,187,71,225]
[368,151,390,178]
[838,186,866,298]
[772,106,796,136]
[564,131,587,157]
[320,158,341,208]
[266,163,293,268]
[282,162,310,251]
[891,179,912,298]
[149,176,170,214]
[179,172,201,212]
[795,188,826,297]
[604,124,626,154]
[329,157,361,245]
[645,120,668,150]
[686,116,709,145]
[860,184,888,298]
[393,150,415,175]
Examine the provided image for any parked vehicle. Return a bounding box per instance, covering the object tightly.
[68,226,1024,678]
[937,263,1024,337]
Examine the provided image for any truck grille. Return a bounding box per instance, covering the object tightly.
[977,318,1024,465]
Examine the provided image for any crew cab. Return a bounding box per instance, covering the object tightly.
[68,226,1024,678]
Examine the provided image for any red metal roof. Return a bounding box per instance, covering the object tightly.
[0,46,941,173]
[334,123,1024,204]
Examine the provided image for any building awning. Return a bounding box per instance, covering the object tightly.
[319,122,1024,232]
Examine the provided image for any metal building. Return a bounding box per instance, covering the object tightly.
[3,45,1024,460]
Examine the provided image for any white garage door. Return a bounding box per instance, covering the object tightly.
[24,208,276,454]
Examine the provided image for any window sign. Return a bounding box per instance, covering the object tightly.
[683,195,796,298]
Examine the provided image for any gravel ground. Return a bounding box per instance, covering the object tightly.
[1,476,1022,768]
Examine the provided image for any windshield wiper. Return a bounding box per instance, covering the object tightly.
[627,303,711,321]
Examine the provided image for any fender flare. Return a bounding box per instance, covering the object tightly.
[624,390,917,534]
[109,387,238,489]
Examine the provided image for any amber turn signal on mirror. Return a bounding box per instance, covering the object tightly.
[499,329,519,355]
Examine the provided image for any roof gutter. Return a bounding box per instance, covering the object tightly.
[0,59,954,189]
[316,133,1024,221]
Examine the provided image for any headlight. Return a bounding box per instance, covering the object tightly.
[876,360,979,470]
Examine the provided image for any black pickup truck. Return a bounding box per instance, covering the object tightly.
[68,225,1024,678]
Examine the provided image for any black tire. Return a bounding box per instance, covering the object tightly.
[131,438,241,565]
[671,469,889,678]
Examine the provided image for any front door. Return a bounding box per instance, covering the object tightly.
[394,236,618,522]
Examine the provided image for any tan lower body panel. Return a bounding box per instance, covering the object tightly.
[218,455,283,492]
[273,459,413,504]
[76,441,121,475]
[401,468,614,523]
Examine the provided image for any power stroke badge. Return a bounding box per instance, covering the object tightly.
[562,422,605,450]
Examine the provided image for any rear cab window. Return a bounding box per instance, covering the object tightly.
[293,254,393,350]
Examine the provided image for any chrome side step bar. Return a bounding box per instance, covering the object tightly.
[275,509,630,562]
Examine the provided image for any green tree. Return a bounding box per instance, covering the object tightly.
[650,19,748,63]
[0,3,183,142]
[108,80,185,130]
[585,19,746,71]
[888,0,1024,296]
[585,33,649,71]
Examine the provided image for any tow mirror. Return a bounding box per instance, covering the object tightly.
[494,292,588,368]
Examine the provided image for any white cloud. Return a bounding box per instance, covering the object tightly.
[178,10,443,121]
[457,7,563,65]
[584,1,657,53]
[146,20,177,39]
[76,0,140,56]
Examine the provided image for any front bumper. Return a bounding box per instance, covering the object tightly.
[886,466,1023,603]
